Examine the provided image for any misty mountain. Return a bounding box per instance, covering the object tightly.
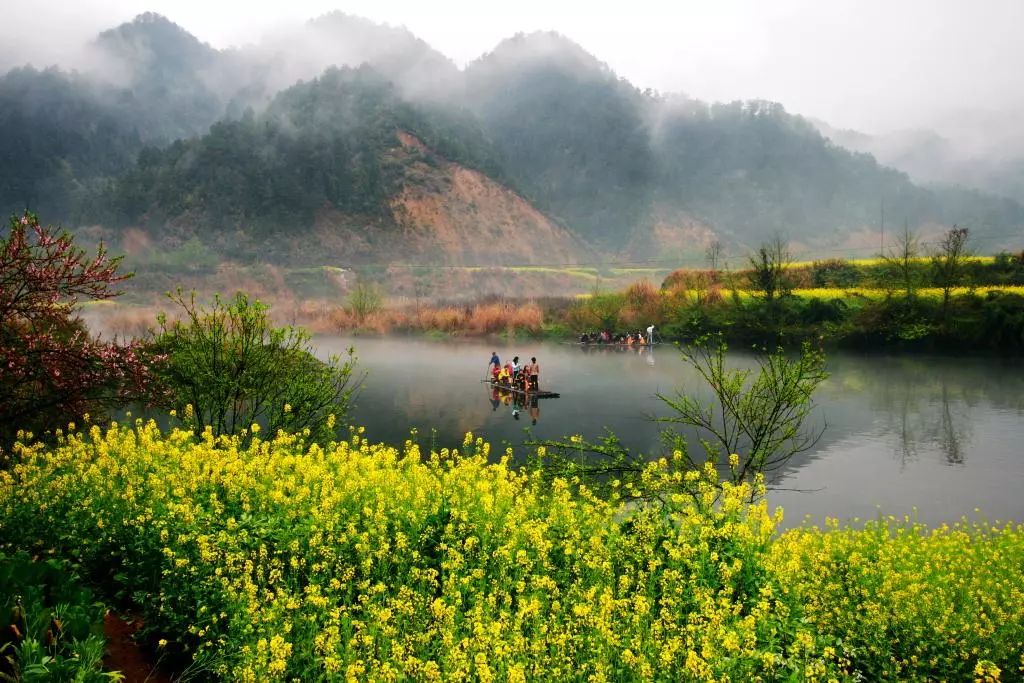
[2,12,1022,264]
[465,32,655,247]
[93,12,219,88]
[650,100,920,244]
[0,14,230,219]
[0,66,143,219]
[465,33,1024,254]
[654,100,1024,252]
[97,65,500,232]
[814,119,1024,208]
[0,12,469,221]
[88,65,579,265]
[90,12,224,141]
[251,12,461,103]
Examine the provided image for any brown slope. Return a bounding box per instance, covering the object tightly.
[388,132,589,265]
[313,131,590,266]
[622,204,720,262]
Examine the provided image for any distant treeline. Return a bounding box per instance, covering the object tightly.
[565,251,1024,352]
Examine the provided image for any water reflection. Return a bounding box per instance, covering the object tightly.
[816,354,1023,469]
[315,337,1024,526]
[529,394,541,425]
[771,353,1023,525]
[575,344,655,359]
[487,385,544,425]
[938,384,968,466]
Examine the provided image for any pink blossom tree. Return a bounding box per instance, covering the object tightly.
[1,211,151,446]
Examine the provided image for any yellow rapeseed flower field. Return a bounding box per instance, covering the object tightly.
[786,255,996,270]
[786,286,1024,301]
[665,286,1024,302]
[1,421,1021,681]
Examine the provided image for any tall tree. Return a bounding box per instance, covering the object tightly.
[705,239,723,274]
[883,224,922,300]
[748,235,791,303]
[932,225,970,321]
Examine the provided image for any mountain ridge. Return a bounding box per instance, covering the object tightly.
[1,12,1021,266]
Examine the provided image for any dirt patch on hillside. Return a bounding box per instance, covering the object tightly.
[386,132,588,265]
[625,206,718,261]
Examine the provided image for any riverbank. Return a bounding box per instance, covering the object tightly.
[80,248,1024,354]
[294,250,1024,353]
[82,287,1024,358]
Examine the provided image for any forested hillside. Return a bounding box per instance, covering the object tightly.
[649,98,1023,248]
[88,66,579,264]
[466,32,1024,255]
[92,11,225,140]
[0,67,141,218]
[0,14,227,219]
[2,14,1022,265]
[465,33,655,248]
[815,119,1024,209]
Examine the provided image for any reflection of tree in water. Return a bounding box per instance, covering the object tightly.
[871,363,971,467]
[938,384,966,465]
[819,355,1016,468]
[895,387,919,467]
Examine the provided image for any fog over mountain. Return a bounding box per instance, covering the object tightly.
[1,6,1022,265]
[813,119,1024,207]
[5,0,1024,139]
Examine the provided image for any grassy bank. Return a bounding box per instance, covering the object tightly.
[562,253,1024,352]
[78,251,1024,351]
[2,422,1022,681]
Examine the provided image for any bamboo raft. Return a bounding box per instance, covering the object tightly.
[483,380,560,398]
[564,341,660,348]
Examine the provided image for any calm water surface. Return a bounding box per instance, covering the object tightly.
[316,336,1024,528]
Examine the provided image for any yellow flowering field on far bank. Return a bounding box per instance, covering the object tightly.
[1,422,1022,681]
[785,255,998,270]
[666,286,1024,303]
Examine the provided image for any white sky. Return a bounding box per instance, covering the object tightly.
[3,0,1023,136]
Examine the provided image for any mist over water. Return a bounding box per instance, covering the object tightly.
[316,336,1024,528]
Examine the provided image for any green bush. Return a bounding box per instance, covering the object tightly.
[147,290,360,443]
[810,259,862,288]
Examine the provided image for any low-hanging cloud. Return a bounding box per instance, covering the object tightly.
[3,0,1024,154]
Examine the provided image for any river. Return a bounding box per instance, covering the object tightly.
[316,336,1024,528]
